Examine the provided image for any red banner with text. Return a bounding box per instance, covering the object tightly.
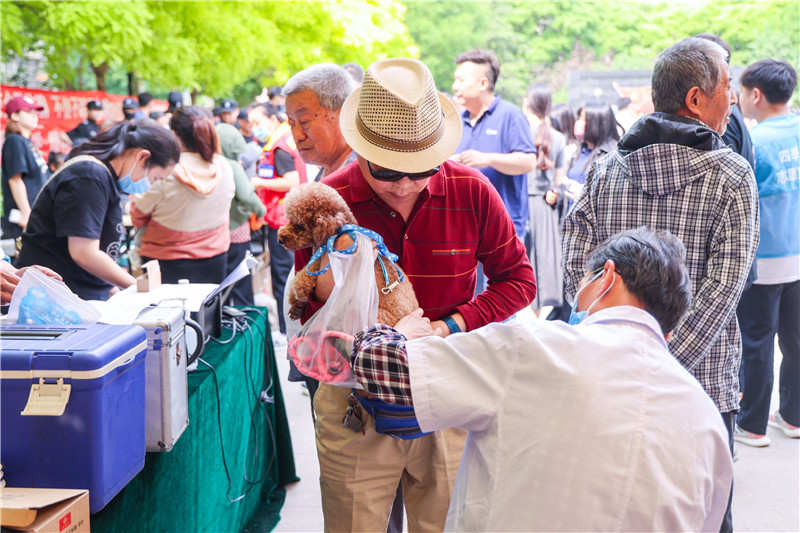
[1,85,168,159]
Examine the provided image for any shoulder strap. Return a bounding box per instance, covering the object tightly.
[43,154,110,185]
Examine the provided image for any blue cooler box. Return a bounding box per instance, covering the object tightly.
[0,324,147,513]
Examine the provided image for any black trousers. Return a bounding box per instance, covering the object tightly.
[719,411,735,533]
[266,227,293,335]
[737,281,800,433]
[225,242,255,306]
[142,251,228,285]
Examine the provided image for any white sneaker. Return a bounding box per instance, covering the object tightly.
[768,411,800,438]
[733,424,771,447]
[272,331,288,347]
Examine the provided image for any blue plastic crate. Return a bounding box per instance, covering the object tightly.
[1,324,147,513]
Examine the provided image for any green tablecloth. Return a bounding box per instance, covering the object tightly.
[92,308,297,532]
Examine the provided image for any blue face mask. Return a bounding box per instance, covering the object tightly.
[568,299,589,326]
[252,125,270,142]
[118,160,151,194]
[568,270,614,325]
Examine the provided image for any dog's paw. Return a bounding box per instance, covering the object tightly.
[287,293,306,320]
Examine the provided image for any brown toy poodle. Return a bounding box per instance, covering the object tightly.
[277,182,418,326]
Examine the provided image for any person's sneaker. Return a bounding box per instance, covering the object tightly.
[768,411,800,438]
[733,424,771,447]
[271,331,288,348]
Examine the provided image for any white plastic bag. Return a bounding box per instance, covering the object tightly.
[287,233,379,388]
[6,267,101,325]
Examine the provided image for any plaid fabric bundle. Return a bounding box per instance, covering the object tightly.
[352,325,413,406]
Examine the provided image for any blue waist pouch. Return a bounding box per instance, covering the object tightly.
[356,394,432,440]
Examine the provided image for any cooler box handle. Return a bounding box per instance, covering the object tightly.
[185,317,204,366]
[21,378,71,416]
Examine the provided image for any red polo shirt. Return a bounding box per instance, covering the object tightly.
[295,160,536,331]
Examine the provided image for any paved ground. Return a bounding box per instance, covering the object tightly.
[272,308,799,532]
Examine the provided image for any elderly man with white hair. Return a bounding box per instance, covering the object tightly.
[282,63,357,182]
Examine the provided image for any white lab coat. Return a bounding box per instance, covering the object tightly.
[407,306,733,532]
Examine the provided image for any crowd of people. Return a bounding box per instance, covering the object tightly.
[1,31,798,532]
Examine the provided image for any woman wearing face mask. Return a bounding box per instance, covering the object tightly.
[130,106,235,284]
[16,122,180,300]
[564,103,623,203]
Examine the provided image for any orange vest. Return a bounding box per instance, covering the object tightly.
[257,122,307,228]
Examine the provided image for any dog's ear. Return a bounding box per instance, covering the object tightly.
[312,214,340,247]
[335,211,356,229]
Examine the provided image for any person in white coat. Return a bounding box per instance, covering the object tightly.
[350,226,733,532]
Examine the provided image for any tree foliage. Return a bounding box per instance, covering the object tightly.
[1,0,416,98]
[404,0,800,104]
[3,1,798,105]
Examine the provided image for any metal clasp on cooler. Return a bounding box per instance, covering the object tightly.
[21,378,71,416]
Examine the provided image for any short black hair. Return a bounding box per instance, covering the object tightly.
[585,227,692,334]
[455,49,500,91]
[138,92,154,107]
[251,102,280,119]
[47,150,66,168]
[268,86,283,100]
[740,59,798,105]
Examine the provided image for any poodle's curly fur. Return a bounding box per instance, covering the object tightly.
[277,182,418,326]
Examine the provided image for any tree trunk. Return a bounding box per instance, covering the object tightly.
[77,56,84,91]
[62,50,75,90]
[92,62,109,92]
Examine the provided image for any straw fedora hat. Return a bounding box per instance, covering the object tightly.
[340,58,462,173]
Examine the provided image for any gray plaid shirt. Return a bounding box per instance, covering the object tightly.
[562,115,758,412]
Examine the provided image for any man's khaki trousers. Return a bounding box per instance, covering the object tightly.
[314,382,466,532]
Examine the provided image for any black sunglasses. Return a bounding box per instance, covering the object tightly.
[367,161,440,182]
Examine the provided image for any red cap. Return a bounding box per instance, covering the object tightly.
[5,96,44,114]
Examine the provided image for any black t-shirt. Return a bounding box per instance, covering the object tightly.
[1,133,48,238]
[66,119,100,143]
[274,148,296,177]
[722,105,755,170]
[16,158,124,301]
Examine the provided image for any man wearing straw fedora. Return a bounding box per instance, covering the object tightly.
[293,58,536,531]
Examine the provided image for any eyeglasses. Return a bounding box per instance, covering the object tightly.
[367,161,440,182]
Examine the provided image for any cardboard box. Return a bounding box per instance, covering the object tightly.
[0,488,89,532]
[136,260,161,292]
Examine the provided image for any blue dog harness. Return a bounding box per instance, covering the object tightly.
[305,224,406,294]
